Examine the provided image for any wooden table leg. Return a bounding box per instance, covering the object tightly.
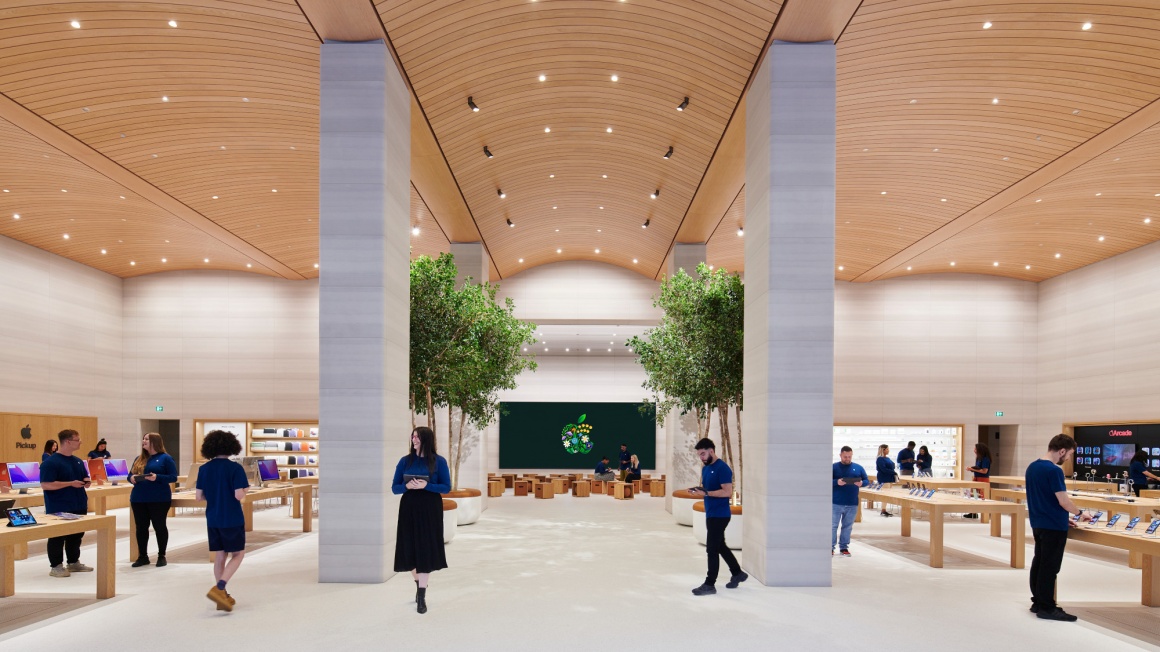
[15,542,28,561]
[0,543,14,597]
[929,508,944,568]
[96,522,115,599]
[901,504,911,537]
[302,488,313,533]
[990,511,1002,537]
[1131,551,1144,569]
[129,510,138,561]
[1010,512,1025,569]
[94,496,107,516]
[1143,554,1160,607]
[979,487,991,524]
[292,489,302,519]
[855,500,862,523]
[244,502,254,532]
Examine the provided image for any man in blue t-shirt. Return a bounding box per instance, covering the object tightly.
[689,438,746,595]
[39,429,93,577]
[196,430,250,612]
[833,446,869,557]
[594,457,615,481]
[897,441,917,476]
[1026,434,1091,622]
[618,444,631,481]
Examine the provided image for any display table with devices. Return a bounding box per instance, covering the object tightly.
[896,477,994,523]
[859,485,1026,568]
[1068,519,1160,606]
[0,513,116,598]
[989,475,1116,492]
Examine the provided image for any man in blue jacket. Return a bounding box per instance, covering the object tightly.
[897,441,917,476]
[833,445,869,557]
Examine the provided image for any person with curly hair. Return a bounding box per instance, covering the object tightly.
[196,430,249,612]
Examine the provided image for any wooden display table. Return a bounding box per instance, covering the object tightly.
[488,479,505,497]
[289,476,318,518]
[859,486,1026,569]
[3,484,133,515]
[513,480,529,496]
[613,482,634,500]
[1069,525,1160,606]
[534,482,554,499]
[990,475,1116,492]
[899,477,993,523]
[572,480,590,497]
[1,514,116,598]
[650,479,666,497]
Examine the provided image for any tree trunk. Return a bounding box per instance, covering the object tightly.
[410,393,416,430]
[453,408,468,491]
[425,384,435,435]
[734,403,743,505]
[448,407,455,488]
[717,402,733,487]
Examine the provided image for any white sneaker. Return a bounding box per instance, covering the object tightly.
[50,564,71,577]
[66,562,94,572]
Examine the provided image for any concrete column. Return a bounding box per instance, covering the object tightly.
[664,243,707,513]
[318,41,410,583]
[743,41,836,587]
[449,243,489,506]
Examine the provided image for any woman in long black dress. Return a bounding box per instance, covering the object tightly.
[392,426,450,614]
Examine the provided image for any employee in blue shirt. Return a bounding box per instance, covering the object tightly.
[197,430,250,612]
[39,429,92,577]
[1128,450,1160,496]
[594,457,615,481]
[916,445,933,476]
[876,445,896,517]
[392,426,451,614]
[41,439,58,463]
[689,438,745,595]
[618,444,631,481]
[128,432,179,568]
[1026,434,1091,622]
[896,441,917,476]
[964,443,992,518]
[833,445,869,557]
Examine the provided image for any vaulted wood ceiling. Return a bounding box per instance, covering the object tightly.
[0,1,1158,284]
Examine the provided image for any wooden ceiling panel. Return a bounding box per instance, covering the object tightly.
[705,188,745,276]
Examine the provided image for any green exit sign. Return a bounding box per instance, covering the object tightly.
[155,405,164,412]
[995,411,1004,417]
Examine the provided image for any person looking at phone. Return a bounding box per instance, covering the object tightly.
[1026,434,1092,622]
[689,438,746,596]
[897,441,916,476]
[39,429,92,577]
[594,457,616,482]
[833,445,869,557]
[197,430,249,612]
[129,432,178,568]
[916,446,933,476]
[392,426,451,614]
[875,445,896,517]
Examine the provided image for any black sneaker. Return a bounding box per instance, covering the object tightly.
[1037,608,1077,622]
[691,583,716,596]
[726,572,748,589]
[131,557,150,568]
[1029,602,1039,613]
[155,555,167,568]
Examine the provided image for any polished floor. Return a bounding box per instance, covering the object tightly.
[3,493,1159,650]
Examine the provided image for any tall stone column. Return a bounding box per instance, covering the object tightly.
[318,41,411,583]
[665,243,707,513]
[450,242,490,507]
[743,41,836,586]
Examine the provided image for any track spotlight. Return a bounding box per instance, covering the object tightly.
[642,219,650,229]
[663,146,673,159]
[737,227,744,236]
[468,96,479,112]
[677,97,689,111]
[497,189,505,199]
[650,189,659,199]
[506,218,514,228]
[483,146,493,158]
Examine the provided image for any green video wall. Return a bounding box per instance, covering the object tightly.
[498,402,656,469]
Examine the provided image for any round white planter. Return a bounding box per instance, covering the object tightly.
[442,500,458,544]
[443,489,482,525]
[692,507,742,550]
[672,491,699,527]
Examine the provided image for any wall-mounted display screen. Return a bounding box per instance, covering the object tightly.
[1103,444,1135,466]
[1073,424,1160,478]
[499,402,655,470]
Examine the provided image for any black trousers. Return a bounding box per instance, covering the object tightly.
[705,517,741,584]
[47,533,84,568]
[131,501,172,557]
[1030,527,1069,610]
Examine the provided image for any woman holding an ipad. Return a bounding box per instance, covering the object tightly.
[391,426,451,614]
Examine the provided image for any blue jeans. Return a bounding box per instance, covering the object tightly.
[832,504,857,551]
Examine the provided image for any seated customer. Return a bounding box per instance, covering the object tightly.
[624,454,642,482]
[876,444,896,517]
[594,457,616,481]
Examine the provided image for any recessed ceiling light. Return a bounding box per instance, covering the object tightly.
[610,74,618,82]
[538,74,546,82]
[863,148,869,152]
[100,249,106,254]
[838,266,844,271]
[2,189,7,192]
[523,348,527,352]
[1055,253,1061,258]
[220,146,226,150]
[242,97,249,102]
[162,96,169,102]
[246,264,252,268]
[602,174,607,178]
[203,258,209,263]
[1146,218,1152,224]
[70,20,81,28]
[161,258,167,263]
[993,262,999,266]
[62,234,69,239]
[595,249,600,253]
[1082,22,1092,30]
[549,174,554,178]
[606,127,612,133]
[557,248,562,253]
[544,127,551,133]
[633,258,638,263]
[880,191,887,195]
[1002,156,1009,161]
[597,229,601,232]
[1025,265,1031,270]
[909,99,917,104]
[1095,192,1101,196]
[940,198,947,202]
[212,195,218,199]
[412,227,420,235]
[1035,199,1041,202]
[586,348,590,352]
[61,189,67,192]
[950,262,956,266]
[933,148,939,152]
[599,206,603,210]
[906,266,912,271]
[565,348,569,352]
[608,348,612,352]
[545,348,549,352]
[982,21,992,29]
[130,261,136,266]
[119,195,125,199]
[168,20,177,27]
[555,229,559,232]
[992,98,999,104]
[518,258,524,263]
[314,263,319,268]
[12,214,18,219]
[552,206,557,209]
[271,189,277,193]
[1098,235,1105,241]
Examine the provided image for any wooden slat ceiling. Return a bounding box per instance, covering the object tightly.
[1,1,1160,286]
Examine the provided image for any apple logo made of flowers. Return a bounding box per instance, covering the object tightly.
[560,414,594,454]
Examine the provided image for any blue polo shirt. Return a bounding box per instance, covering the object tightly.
[701,459,733,518]
[1025,459,1068,531]
[897,448,915,472]
[1130,461,1149,489]
[196,458,249,528]
[833,462,868,506]
[40,453,89,514]
[619,449,631,470]
[129,453,178,503]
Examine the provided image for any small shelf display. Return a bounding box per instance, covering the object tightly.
[194,420,319,480]
[832,425,961,479]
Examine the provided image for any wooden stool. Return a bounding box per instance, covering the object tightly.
[552,478,567,494]
[632,480,643,494]
[502,474,516,489]
[488,479,505,497]
[535,482,555,499]
[650,479,666,497]
[641,478,652,492]
[614,482,634,500]
[591,479,605,493]
[514,480,529,496]
[572,480,591,497]
[606,481,617,496]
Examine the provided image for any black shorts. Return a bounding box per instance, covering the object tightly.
[207,526,246,553]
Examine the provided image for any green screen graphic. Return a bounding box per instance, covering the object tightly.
[499,402,656,469]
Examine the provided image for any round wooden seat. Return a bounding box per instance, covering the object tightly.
[692,502,743,515]
[442,488,482,498]
[442,499,457,510]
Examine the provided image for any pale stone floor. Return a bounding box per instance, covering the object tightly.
[3,493,1158,651]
